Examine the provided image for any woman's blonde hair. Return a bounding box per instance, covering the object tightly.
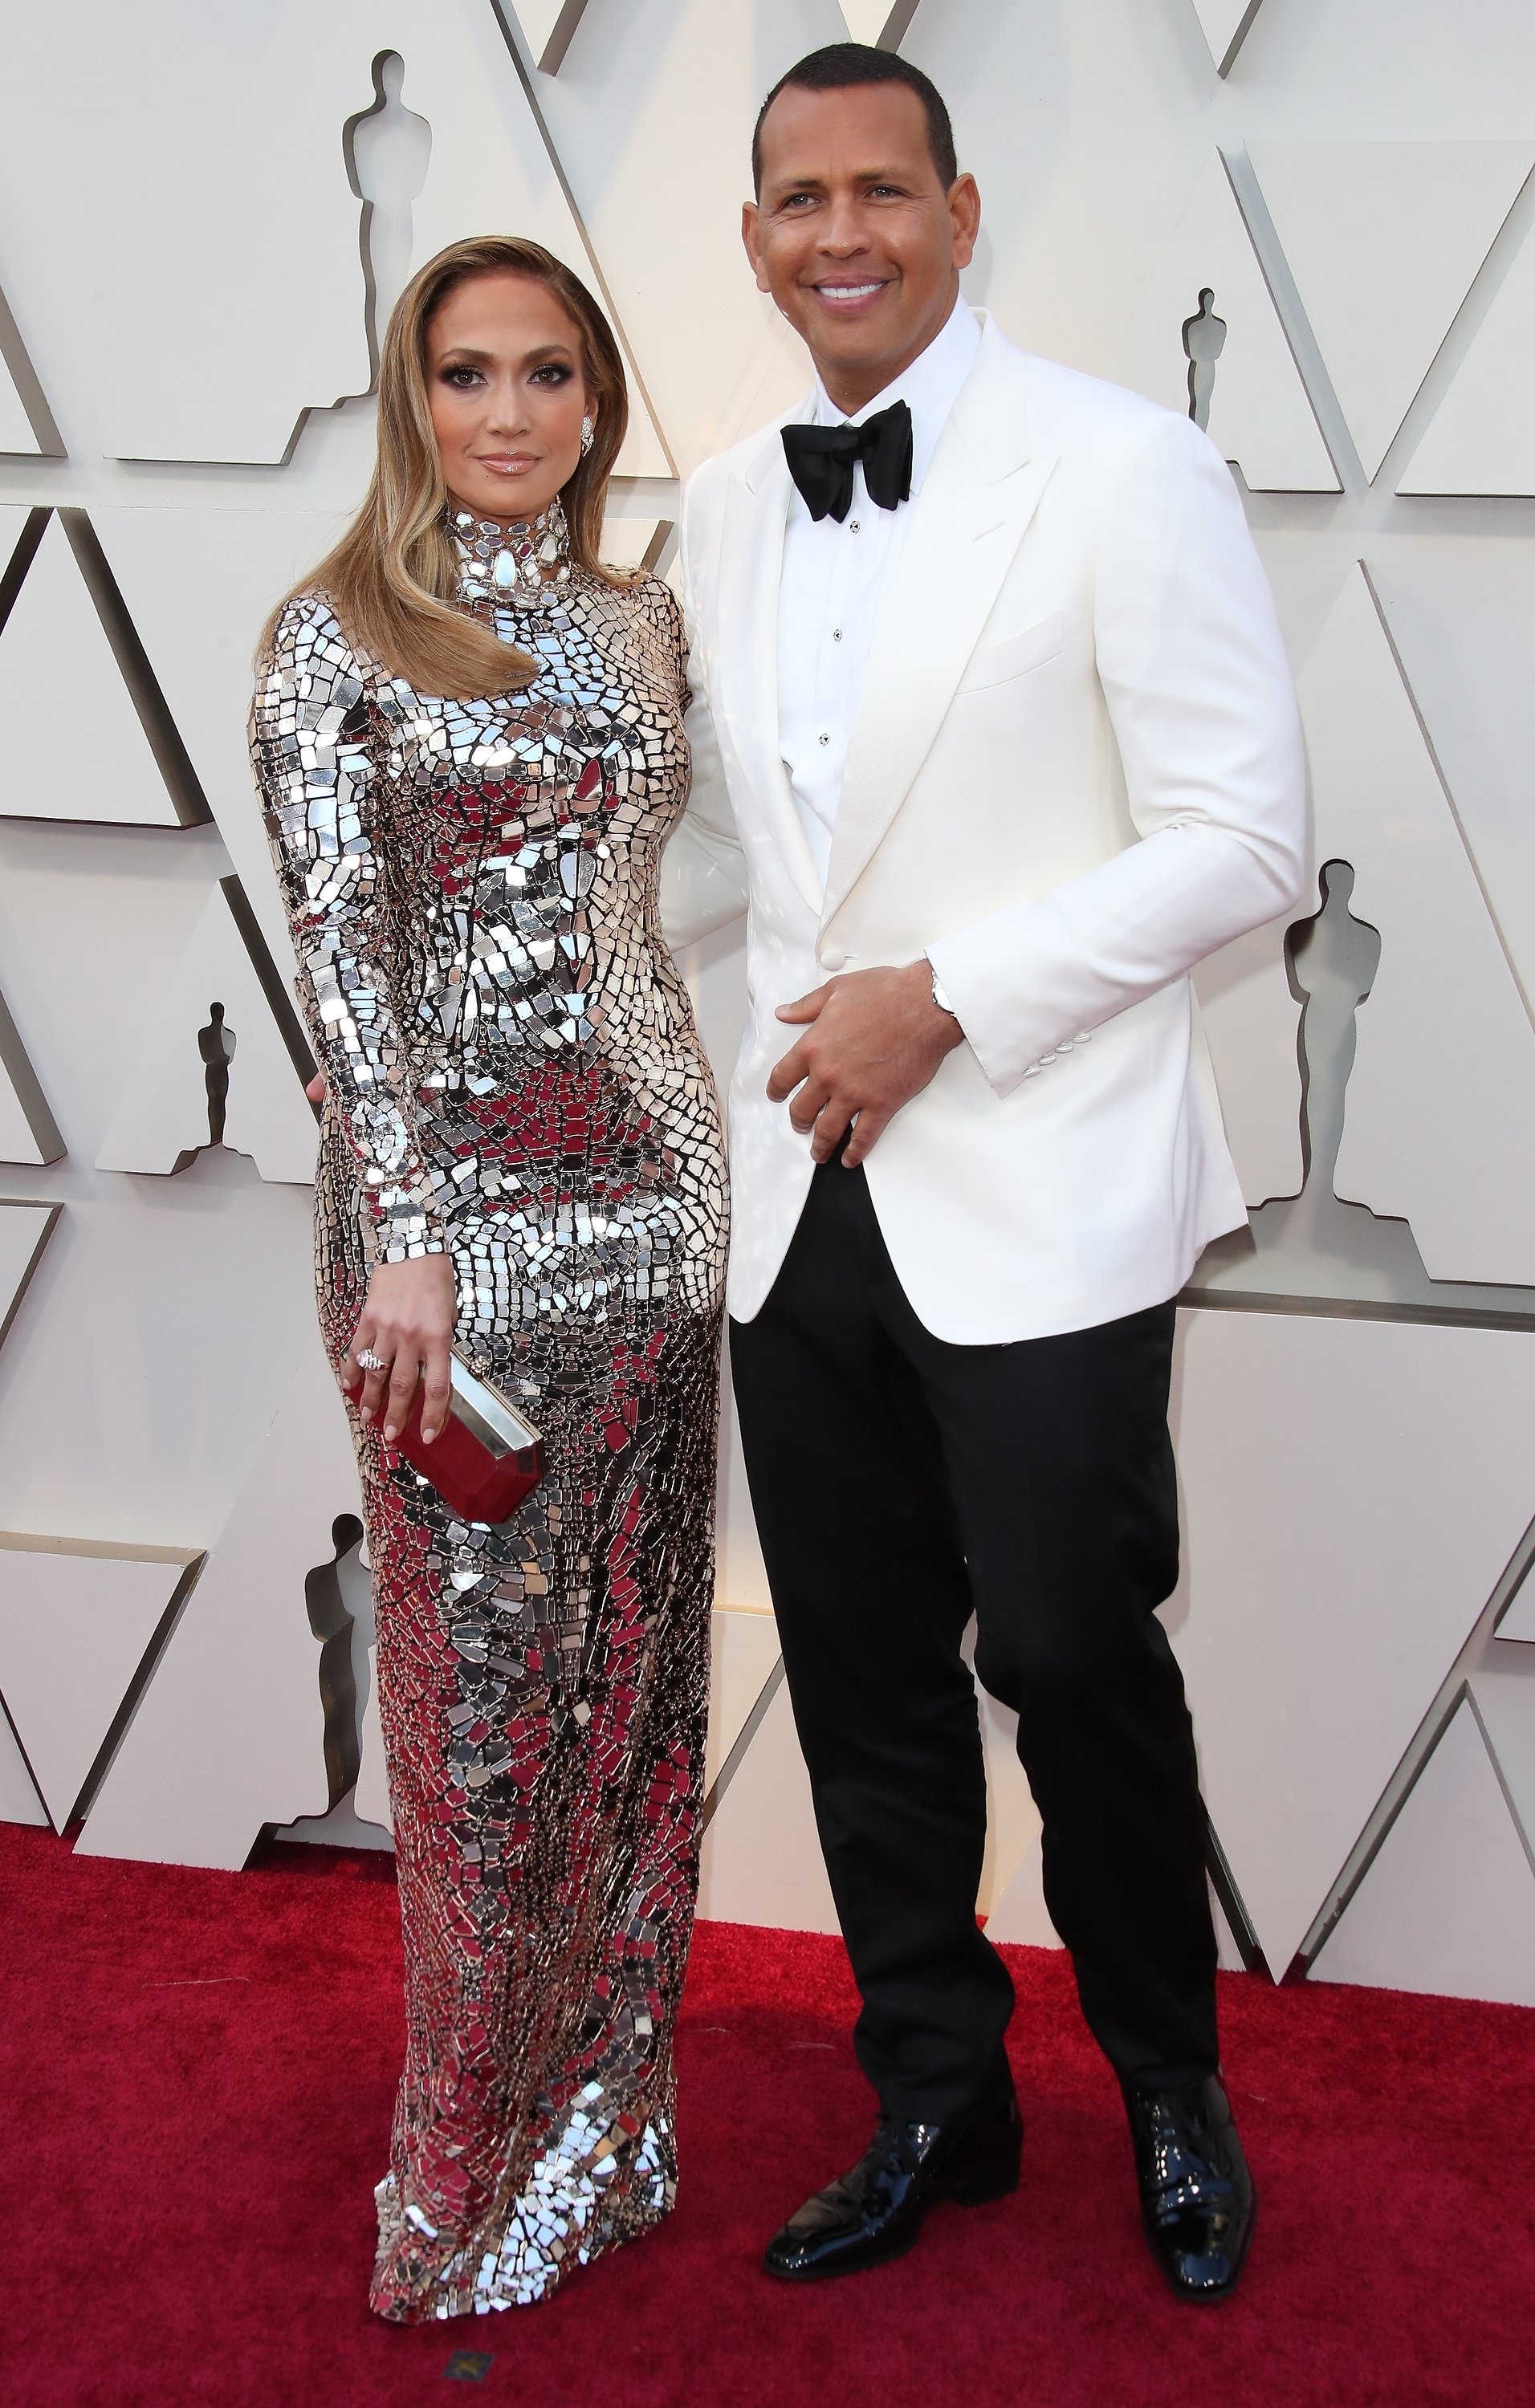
[261,236,631,698]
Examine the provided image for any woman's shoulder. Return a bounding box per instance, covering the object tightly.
[261,586,381,689]
[591,563,679,620]
[599,568,684,668]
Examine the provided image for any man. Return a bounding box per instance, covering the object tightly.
[661,43,1304,2301]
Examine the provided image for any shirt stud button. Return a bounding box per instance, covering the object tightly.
[818,733,830,746]
[849,520,861,533]
[833,628,843,642]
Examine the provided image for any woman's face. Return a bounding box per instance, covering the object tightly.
[425,271,592,527]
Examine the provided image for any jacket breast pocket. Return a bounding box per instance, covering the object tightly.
[955,611,1066,694]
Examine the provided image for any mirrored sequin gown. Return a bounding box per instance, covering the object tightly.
[250,504,727,2320]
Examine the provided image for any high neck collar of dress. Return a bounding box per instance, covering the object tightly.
[450,497,572,606]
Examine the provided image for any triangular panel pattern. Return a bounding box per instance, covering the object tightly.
[0,513,181,826]
[93,509,346,980]
[521,3,812,481]
[79,1329,365,1869]
[702,1607,782,1801]
[697,1675,839,1934]
[1195,563,1535,1267]
[1168,1308,1535,1979]
[0,2,666,471]
[96,883,319,1187]
[1310,1699,1535,2007]
[1475,1669,1535,1846]
[1496,1575,1535,1644]
[1116,153,1338,492]
[1312,568,1535,1285]
[0,347,40,455]
[0,1536,197,1829]
[0,978,63,1165]
[1249,143,1533,481]
[1400,219,1535,495]
[396,0,670,475]
[839,0,922,47]
[0,1700,47,1826]
[1190,0,1266,76]
[0,1202,59,1354]
[507,0,592,74]
[0,282,61,457]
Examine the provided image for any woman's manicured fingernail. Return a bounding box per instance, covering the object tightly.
[383,1425,397,1444]
[360,1406,373,1423]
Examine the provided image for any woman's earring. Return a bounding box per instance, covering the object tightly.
[580,414,595,456]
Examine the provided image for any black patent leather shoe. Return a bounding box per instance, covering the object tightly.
[763,2092,1023,2282]
[1123,2075,1255,2302]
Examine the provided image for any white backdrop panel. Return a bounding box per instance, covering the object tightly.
[0,1203,56,1345]
[0,344,40,457]
[1116,151,1338,492]
[1189,0,1267,78]
[96,885,319,1187]
[697,1675,839,1934]
[0,1701,46,1824]
[1309,1698,1535,2006]
[0,0,666,471]
[1248,143,1533,481]
[79,1330,364,1868]
[0,515,181,827]
[1316,569,1535,1283]
[1168,1308,1535,1978]
[529,0,833,479]
[1401,218,1535,496]
[0,1536,196,1830]
[1194,562,1535,1271]
[702,1605,781,1800]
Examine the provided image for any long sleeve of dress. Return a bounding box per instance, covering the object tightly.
[250,595,447,1262]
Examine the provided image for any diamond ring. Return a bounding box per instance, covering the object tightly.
[355,1348,388,1374]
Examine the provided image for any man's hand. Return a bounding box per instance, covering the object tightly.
[768,961,964,1169]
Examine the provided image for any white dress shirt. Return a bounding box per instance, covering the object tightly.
[777,296,983,886]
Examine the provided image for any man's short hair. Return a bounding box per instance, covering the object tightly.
[751,43,959,199]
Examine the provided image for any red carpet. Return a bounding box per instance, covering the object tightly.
[3,1824,1532,2407]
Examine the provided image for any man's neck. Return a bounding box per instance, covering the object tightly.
[813,284,961,418]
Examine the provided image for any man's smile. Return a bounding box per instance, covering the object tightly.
[809,275,894,316]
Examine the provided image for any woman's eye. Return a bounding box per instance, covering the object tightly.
[531,364,573,386]
[442,365,482,389]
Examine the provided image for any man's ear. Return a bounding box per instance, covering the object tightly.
[949,173,981,274]
[742,201,771,295]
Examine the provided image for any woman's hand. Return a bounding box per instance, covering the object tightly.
[343,1255,456,1446]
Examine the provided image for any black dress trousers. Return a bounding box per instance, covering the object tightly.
[729,1158,1218,2125]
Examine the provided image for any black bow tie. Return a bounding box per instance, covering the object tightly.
[782,399,914,524]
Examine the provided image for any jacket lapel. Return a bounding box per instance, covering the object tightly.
[714,417,824,916]
[821,332,1058,931]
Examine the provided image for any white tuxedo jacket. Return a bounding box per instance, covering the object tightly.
[660,312,1306,1342]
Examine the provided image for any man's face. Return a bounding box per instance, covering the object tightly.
[744,82,979,413]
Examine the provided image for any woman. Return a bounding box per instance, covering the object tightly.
[250,237,727,2321]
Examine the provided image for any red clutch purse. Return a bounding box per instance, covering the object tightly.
[346,1346,544,1526]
